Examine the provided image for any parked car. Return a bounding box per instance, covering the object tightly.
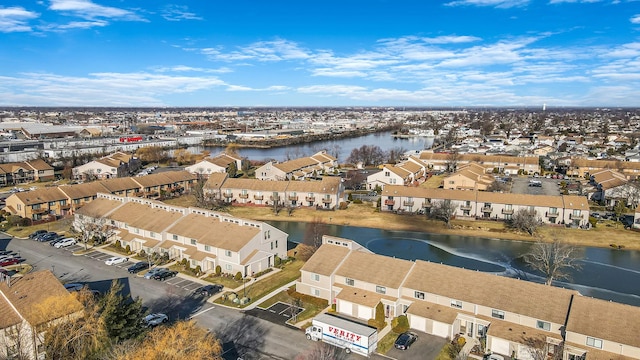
[394,332,417,350]
[0,255,18,262]
[29,229,47,239]
[0,258,21,267]
[127,262,150,274]
[105,256,129,266]
[143,267,164,279]
[37,232,61,242]
[193,284,223,297]
[0,250,16,256]
[143,313,168,327]
[49,237,68,246]
[54,237,77,248]
[152,269,178,281]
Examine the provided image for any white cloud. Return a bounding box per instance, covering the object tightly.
[161,5,202,21]
[0,72,226,106]
[632,14,640,24]
[204,39,311,62]
[48,0,145,21]
[0,6,39,33]
[444,0,530,8]
[154,65,233,74]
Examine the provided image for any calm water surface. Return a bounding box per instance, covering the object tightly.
[268,221,640,307]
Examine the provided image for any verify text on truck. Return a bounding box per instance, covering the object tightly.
[305,313,378,357]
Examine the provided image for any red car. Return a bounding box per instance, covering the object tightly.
[0,258,21,266]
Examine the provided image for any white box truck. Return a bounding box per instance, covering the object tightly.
[305,313,378,357]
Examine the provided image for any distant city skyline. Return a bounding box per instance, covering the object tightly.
[1,0,639,107]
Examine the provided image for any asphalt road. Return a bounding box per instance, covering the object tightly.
[0,234,315,360]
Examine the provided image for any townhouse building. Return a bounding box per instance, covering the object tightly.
[0,159,54,186]
[255,151,338,181]
[3,171,196,220]
[568,158,640,180]
[443,163,494,191]
[298,237,640,360]
[418,152,540,175]
[72,152,140,181]
[74,194,287,277]
[0,271,83,360]
[589,169,640,208]
[380,185,589,226]
[366,156,427,190]
[185,152,244,177]
[208,176,344,210]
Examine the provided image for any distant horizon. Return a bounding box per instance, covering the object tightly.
[1,106,639,111]
[2,1,640,107]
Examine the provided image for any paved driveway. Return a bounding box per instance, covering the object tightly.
[385,331,447,360]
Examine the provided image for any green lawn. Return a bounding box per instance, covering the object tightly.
[376,329,400,354]
[5,217,73,238]
[257,286,328,324]
[213,260,304,308]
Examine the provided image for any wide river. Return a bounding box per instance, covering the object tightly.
[196,130,435,162]
[267,221,640,307]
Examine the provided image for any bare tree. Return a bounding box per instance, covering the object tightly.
[386,146,407,164]
[430,200,457,228]
[521,335,563,360]
[445,150,460,173]
[296,218,328,261]
[347,145,385,167]
[522,240,583,285]
[510,208,542,235]
[74,215,117,250]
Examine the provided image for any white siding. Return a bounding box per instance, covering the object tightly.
[409,315,427,332]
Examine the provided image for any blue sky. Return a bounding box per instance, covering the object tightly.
[1,0,639,107]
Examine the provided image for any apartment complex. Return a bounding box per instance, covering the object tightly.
[567,158,640,179]
[74,193,287,276]
[184,152,243,177]
[418,152,540,175]
[3,170,197,221]
[297,237,640,360]
[0,159,54,186]
[381,185,589,226]
[442,162,495,191]
[205,174,345,210]
[72,152,140,181]
[0,271,83,360]
[255,151,338,181]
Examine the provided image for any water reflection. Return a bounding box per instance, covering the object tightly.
[268,221,640,306]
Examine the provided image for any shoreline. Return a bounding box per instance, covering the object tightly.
[226,204,640,251]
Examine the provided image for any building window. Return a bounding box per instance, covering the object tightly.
[491,309,505,319]
[150,232,155,238]
[225,250,231,257]
[536,321,551,331]
[172,234,178,240]
[270,242,273,250]
[346,278,354,286]
[204,245,211,251]
[451,300,462,309]
[312,274,320,281]
[312,288,320,297]
[275,240,278,248]
[414,291,424,300]
[190,238,197,245]
[376,285,386,294]
[385,171,390,176]
[225,264,232,271]
[586,337,602,349]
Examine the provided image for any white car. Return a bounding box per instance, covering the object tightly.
[53,237,77,248]
[144,313,168,327]
[105,256,129,266]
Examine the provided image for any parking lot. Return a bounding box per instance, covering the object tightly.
[53,244,207,294]
[245,301,305,326]
[511,177,561,196]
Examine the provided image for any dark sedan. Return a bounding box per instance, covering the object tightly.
[29,229,47,239]
[127,262,150,274]
[152,270,178,281]
[394,332,418,350]
[194,284,223,297]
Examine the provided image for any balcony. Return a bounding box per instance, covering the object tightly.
[223,193,233,198]
[60,204,71,210]
[502,209,514,215]
[31,208,48,214]
[403,201,414,207]
[305,196,316,202]
[385,199,395,206]
[422,201,432,208]
[270,195,280,201]
[288,196,299,201]
[570,213,583,220]
[481,206,493,213]
[238,193,249,199]
[460,204,472,211]
[322,198,332,204]
[546,211,559,218]
[254,195,264,200]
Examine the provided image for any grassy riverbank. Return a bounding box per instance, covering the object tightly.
[162,196,640,251]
